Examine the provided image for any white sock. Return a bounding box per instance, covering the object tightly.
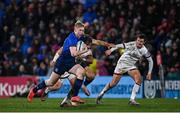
[101,83,111,95]
[130,84,140,101]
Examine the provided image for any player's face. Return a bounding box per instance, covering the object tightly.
[74,26,85,38]
[136,37,145,48]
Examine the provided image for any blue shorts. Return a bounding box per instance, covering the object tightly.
[53,57,75,75]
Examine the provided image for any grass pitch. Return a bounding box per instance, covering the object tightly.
[0,98,179,112]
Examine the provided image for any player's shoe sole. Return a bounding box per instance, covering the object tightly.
[60,102,75,107]
[71,96,85,104]
[60,96,68,107]
[128,100,140,106]
[60,102,78,107]
[96,92,104,104]
[27,88,35,102]
[60,97,78,107]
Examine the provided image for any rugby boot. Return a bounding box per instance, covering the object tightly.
[128,99,140,106]
[71,96,85,104]
[27,88,35,102]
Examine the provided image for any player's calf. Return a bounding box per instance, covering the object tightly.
[82,85,90,96]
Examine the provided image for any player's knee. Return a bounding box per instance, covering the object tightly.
[110,80,118,87]
[111,74,121,87]
[85,76,95,83]
[135,78,142,85]
[90,72,96,78]
[46,80,56,86]
[88,76,95,81]
[70,78,75,86]
[86,72,95,79]
[76,73,84,80]
[76,69,85,79]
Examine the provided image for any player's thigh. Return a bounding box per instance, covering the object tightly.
[69,77,76,86]
[66,73,76,86]
[112,63,124,85]
[70,64,85,79]
[85,66,95,79]
[69,64,81,74]
[128,69,142,84]
[76,65,86,79]
[46,72,60,86]
[69,64,86,79]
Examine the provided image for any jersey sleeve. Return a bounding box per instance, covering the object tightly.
[110,43,125,52]
[68,37,77,47]
[143,46,153,74]
[124,41,135,49]
[143,47,151,58]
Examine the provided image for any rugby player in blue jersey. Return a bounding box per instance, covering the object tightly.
[27,20,88,102]
[40,35,115,105]
[27,20,114,103]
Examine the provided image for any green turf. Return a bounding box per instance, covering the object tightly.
[0,98,179,112]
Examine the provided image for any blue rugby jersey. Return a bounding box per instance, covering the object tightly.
[53,32,88,75]
[60,32,84,62]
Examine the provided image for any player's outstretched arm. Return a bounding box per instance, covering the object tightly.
[146,56,153,80]
[144,50,153,80]
[92,39,115,48]
[105,43,126,56]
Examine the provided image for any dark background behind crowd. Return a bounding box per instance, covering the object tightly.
[0,0,179,79]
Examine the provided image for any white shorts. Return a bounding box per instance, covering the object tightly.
[67,73,76,80]
[59,72,76,83]
[114,61,137,74]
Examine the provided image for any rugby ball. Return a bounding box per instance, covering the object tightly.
[76,41,86,51]
[80,49,92,57]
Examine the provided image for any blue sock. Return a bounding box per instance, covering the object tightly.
[73,79,83,96]
[84,78,93,86]
[33,80,46,93]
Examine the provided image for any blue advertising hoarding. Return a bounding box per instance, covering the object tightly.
[144,80,180,98]
[39,76,143,98]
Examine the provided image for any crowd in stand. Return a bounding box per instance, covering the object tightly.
[0,0,179,79]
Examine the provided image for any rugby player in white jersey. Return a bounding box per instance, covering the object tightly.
[96,34,153,105]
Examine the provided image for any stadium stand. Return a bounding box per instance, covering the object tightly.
[0,0,179,79]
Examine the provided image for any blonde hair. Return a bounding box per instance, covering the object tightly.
[74,20,84,28]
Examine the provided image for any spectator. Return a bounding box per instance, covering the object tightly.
[0,0,179,78]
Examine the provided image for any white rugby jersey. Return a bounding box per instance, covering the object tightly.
[80,49,92,58]
[120,41,150,64]
[110,41,153,73]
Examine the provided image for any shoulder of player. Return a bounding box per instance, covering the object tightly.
[66,32,79,42]
[67,32,76,39]
[124,41,136,48]
[63,32,79,47]
[125,41,136,45]
[140,45,148,54]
